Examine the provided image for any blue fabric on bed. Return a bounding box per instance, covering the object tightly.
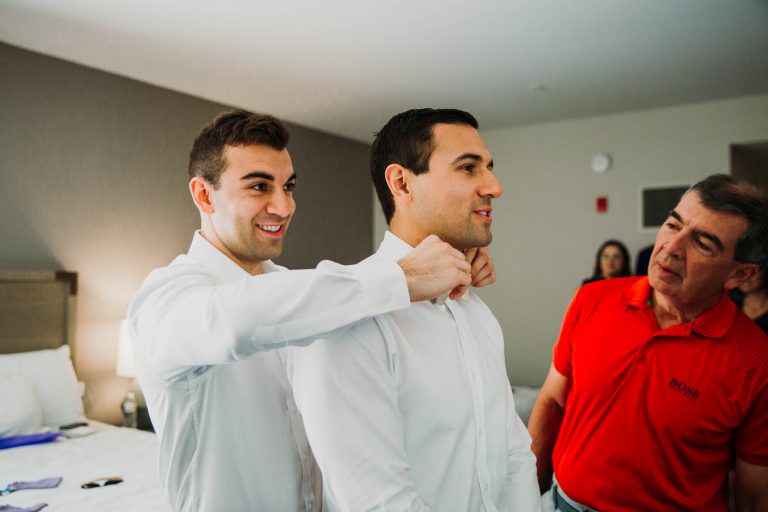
[0,432,59,450]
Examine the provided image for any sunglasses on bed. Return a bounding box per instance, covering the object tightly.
[81,476,123,489]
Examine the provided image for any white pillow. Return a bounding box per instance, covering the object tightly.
[0,375,43,436]
[0,345,85,427]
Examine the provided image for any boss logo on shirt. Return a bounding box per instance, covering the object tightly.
[669,377,699,401]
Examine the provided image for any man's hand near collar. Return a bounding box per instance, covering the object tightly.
[398,235,495,303]
[467,246,496,288]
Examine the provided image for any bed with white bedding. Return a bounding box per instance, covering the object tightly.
[0,422,171,511]
[0,271,171,512]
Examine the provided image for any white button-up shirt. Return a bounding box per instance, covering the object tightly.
[288,232,540,512]
[127,232,410,512]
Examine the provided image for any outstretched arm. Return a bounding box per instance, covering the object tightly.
[130,234,473,382]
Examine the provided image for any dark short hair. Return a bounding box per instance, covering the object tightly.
[188,109,290,187]
[592,239,632,278]
[370,108,478,223]
[690,174,768,270]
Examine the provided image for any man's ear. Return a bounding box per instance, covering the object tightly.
[724,262,758,290]
[384,164,413,203]
[189,177,215,215]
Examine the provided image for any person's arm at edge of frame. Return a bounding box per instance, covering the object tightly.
[735,458,768,511]
[527,364,570,494]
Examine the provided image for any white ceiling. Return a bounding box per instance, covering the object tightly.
[2,0,768,142]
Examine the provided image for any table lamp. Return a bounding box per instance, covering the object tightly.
[116,320,138,428]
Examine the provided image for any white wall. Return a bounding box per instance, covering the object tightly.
[374,94,768,387]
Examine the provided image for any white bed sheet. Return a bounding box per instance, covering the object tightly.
[0,421,171,512]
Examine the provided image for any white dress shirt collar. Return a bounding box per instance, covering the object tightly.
[189,230,281,282]
[375,230,414,262]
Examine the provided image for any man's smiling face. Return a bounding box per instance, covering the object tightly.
[206,143,296,271]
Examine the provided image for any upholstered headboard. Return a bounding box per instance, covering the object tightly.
[0,270,77,356]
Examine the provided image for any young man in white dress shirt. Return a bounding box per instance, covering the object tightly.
[288,108,541,511]
[127,110,496,512]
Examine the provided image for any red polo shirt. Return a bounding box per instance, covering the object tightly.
[553,277,768,511]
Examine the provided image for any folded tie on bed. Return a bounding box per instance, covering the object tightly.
[0,503,49,512]
[0,477,60,512]
[0,477,62,496]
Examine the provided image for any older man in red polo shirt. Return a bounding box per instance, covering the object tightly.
[530,174,768,511]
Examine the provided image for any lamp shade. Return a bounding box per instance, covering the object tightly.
[116,320,136,378]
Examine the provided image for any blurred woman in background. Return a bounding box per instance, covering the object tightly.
[582,239,631,286]
[731,267,768,334]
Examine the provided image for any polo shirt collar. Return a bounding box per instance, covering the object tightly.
[689,291,736,339]
[623,276,736,340]
[187,230,280,282]
[624,277,651,308]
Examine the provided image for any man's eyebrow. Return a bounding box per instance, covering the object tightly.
[669,210,683,222]
[452,153,482,164]
[241,171,274,182]
[452,153,493,169]
[240,172,297,182]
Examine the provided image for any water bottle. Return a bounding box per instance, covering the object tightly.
[121,391,138,429]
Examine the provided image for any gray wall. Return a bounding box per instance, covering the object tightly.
[0,42,372,423]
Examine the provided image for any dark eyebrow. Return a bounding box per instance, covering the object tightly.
[240,172,297,182]
[241,171,274,182]
[669,210,682,222]
[452,153,482,165]
[452,153,494,170]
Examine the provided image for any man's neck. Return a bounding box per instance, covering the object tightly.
[387,219,424,249]
[650,289,720,329]
[198,229,265,276]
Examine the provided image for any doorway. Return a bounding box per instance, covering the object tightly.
[731,141,768,189]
